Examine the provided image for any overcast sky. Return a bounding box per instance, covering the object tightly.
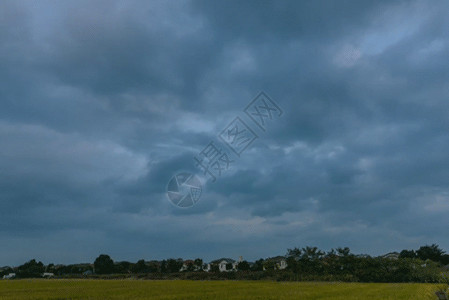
[1,0,449,266]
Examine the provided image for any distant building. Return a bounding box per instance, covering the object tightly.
[219,259,234,272]
[202,263,211,272]
[2,273,15,279]
[381,252,400,260]
[179,260,194,272]
[264,256,288,270]
[210,258,237,272]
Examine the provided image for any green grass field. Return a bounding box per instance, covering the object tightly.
[0,280,446,300]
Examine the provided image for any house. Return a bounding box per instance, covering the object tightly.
[232,256,243,270]
[278,259,288,270]
[381,252,399,260]
[210,258,237,272]
[264,256,288,270]
[42,272,54,278]
[219,259,234,272]
[2,273,16,279]
[202,263,211,272]
[179,260,193,272]
[180,260,203,272]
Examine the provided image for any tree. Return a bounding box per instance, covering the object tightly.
[183,261,195,272]
[251,259,264,271]
[399,249,416,259]
[45,263,55,273]
[301,246,325,260]
[94,254,114,274]
[210,263,220,273]
[147,261,160,273]
[237,260,250,271]
[0,267,13,277]
[263,260,275,270]
[132,259,148,273]
[166,259,183,273]
[416,244,444,262]
[226,263,233,271]
[441,254,449,265]
[160,260,167,273]
[286,247,302,259]
[194,258,203,271]
[336,247,351,257]
[115,261,131,273]
[17,259,45,278]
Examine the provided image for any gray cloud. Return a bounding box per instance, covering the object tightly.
[0,0,449,266]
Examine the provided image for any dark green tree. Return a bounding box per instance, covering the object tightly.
[416,244,444,262]
[440,254,449,265]
[17,259,45,277]
[251,259,264,271]
[94,254,114,274]
[210,263,220,273]
[286,247,302,259]
[336,247,351,257]
[226,263,233,271]
[237,260,250,271]
[132,259,148,273]
[147,261,160,273]
[166,259,183,273]
[160,260,167,273]
[399,249,416,259]
[194,258,203,271]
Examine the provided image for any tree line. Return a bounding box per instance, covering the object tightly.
[1,244,448,283]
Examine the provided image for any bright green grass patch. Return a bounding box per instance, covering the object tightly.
[0,280,445,300]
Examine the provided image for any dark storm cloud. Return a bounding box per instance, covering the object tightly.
[192,0,392,41]
[0,0,449,266]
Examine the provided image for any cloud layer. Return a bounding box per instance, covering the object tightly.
[1,0,449,265]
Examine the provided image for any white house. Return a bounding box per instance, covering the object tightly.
[264,256,288,270]
[210,258,238,272]
[179,260,203,272]
[381,252,400,260]
[202,263,211,272]
[42,272,54,278]
[277,259,287,270]
[215,256,244,272]
[218,260,231,272]
[2,273,16,279]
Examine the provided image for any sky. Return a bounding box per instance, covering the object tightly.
[1,0,449,266]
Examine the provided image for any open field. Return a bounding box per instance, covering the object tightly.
[0,280,446,300]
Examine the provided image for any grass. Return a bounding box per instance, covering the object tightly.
[0,280,445,300]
